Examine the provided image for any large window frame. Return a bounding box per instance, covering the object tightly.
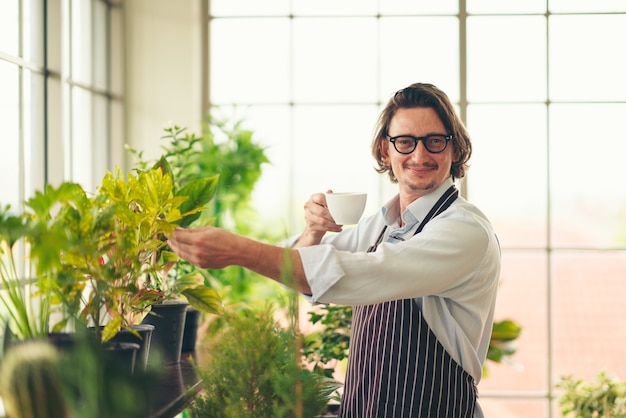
[207,2,626,416]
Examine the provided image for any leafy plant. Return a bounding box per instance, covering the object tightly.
[556,371,626,417]
[303,305,522,381]
[21,164,222,343]
[188,304,338,418]
[0,205,51,341]
[127,115,273,305]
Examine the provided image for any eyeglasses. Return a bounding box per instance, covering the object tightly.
[386,134,453,154]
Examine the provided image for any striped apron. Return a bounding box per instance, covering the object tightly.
[339,186,477,418]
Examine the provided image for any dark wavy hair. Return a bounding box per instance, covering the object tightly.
[372,83,472,182]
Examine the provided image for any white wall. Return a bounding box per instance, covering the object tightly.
[124,0,204,166]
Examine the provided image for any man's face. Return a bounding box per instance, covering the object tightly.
[381,107,458,201]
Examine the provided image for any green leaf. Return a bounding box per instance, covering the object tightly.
[176,175,219,227]
[491,319,522,342]
[102,316,123,343]
[181,286,223,315]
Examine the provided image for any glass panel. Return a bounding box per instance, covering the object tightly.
[110,6,124,95]
[23,70,46,197]
[480,399,549,418]
[212,105,293,229]
[0,0,18,55]
[293,18,378,103]
[467,0,545,14]
[552,252,626,379]
[466,104,548,248]
[71,87,94,190]
[292,0,377,16]
[379,17,459,102]
[71,0,93,84]
[550,104,626,249]
[380,0,458,15]
[210,18,290,104]
[23,0,45,64]
[467,16,546,102]
[549,0,626,13]
[93,94,109,179]
[480,251,548,392]
[0,61,20,209]
[211,0,289,16]
[550,15,626,102]
[93,0,108,90]
[292,104,381,230]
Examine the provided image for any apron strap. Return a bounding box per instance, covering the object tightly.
[367,185,458,252]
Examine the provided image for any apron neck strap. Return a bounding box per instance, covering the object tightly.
[367,185,459,252]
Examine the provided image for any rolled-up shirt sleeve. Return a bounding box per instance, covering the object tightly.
[297,205,497,307]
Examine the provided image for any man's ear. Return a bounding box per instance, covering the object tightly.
[452,143,462,163]
[379,140,390,163]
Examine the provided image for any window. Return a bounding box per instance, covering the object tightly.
[0,0,123,210]
[208,1,626,416]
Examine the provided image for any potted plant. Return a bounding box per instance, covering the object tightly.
[23,163,222,347]
[0,205,52,347]
[187,303,339,418]
[556,371,626,418]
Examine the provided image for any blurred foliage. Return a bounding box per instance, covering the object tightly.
[187,304,339,418]
[557,371,626,418]
[127,112,281,306]
[303,304,522,380]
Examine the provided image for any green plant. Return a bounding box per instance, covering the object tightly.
[22,164,222,343]
[0,205,51,342]
[556,371,626,417]
[127,115,274,305]
[0,339,68,418]
[188,304,338,418]
[303,305,522,381]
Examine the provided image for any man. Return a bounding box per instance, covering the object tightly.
[168,82,500,417]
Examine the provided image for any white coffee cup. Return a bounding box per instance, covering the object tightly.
[325,192,367,225]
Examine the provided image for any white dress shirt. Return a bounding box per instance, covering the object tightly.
[295,178,501,385]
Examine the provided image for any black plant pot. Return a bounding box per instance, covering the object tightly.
[110,324,155,372]
[181,307,201,352]
[141,300,188,365]
[103,341,140,375]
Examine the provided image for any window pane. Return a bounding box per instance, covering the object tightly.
[93,94,109,180]
[292,0,377,16]
[71,87,94,190]
[71,0,93,84]
[467,0,545,14]
[550,104,626,248]
[467,104,548,248]
[215,105,293,224]
[0,0,18,55]
[211,0,289,16]
[552,252,626,379]
[292,104,381,227]
[380,17,459,101]
[468,16,546,102]
[93,0,108,90]
[550,15,626,102]
[481,399,548,418]
[480,251,549,392]
[110,6,124,95]
[380,0,457,15]
[23,0,45,64]
[23,70,46,197]
[210,18,290,104]
[293,18,378,103]
[0,61,20,209]
[549,0,626,13]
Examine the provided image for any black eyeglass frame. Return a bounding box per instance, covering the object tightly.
[386,134,453,154]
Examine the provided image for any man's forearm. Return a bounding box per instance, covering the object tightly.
[238,235,312,295]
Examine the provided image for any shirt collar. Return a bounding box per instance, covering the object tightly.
[381,177,455,229]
